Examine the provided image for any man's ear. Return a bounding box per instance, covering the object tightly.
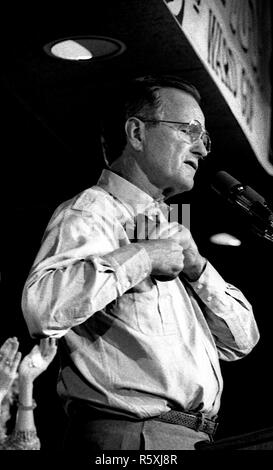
[124,117,145,151]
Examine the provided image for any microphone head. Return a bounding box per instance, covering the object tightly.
[211,171,243,198]
[211,171,267,205]
[210,171,273,235]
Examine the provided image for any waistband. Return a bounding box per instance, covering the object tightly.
[155,410,218,437]
[67,401,218,437]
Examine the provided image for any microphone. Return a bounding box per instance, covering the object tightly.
[211,171,273,241]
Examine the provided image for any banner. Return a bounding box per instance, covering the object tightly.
[165,0,272,175]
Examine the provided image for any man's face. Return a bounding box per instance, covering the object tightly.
[140,87,208,197]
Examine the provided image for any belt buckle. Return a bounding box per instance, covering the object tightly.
[195,411,205,432]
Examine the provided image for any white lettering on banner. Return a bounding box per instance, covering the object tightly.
[164,0,272,174]
[207,9,254,130]
[240,66,254,130]
[207,10,238,98]
[227,0,261,86]
[193,0,201,14]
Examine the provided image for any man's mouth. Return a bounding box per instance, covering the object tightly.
[185,160,197,171]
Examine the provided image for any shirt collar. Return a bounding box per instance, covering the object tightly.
[97,169,168,218]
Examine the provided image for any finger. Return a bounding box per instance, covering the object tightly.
[0,337,13,353]
[42,339,58,362]
[48,337,57,347]
[45,345,57,361]
[149,222,181,240]
[0,337,19,362]
[159,226,181,240]
[41,338,56,357]
[44,347,57,363]
[10,351,22,374]
[42,337,56,350]
[0,337,16,355]
[39,338,48,356]
[28,345,40,359]
[48,338,58,354]
[170,227,192,246]
[8,338,20,361]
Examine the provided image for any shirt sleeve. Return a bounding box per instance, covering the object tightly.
[184,261,260,361]
[22,204,151,338]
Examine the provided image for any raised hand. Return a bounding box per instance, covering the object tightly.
[0,337,21,400]
[18,338,57,383]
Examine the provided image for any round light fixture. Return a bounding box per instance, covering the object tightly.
[43,36,126,61]
[209,233,242,246]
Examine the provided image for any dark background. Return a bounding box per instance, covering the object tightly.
[1,1,273,450]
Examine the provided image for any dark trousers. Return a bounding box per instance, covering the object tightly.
[62,403,210,451]
[63,415,145,451]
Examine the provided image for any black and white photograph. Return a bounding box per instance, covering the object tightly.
[1,0,273,462]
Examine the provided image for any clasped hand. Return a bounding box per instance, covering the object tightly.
[139,221,206,281]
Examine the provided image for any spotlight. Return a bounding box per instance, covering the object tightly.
[209,233,241,246]
[43,36,126,61]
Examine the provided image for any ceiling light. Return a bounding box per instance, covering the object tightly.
[209,233,242,246]
[43,36,126,61]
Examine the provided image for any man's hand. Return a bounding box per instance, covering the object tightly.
[167,224,206,281]
[138,239,184,281]
[145,221,206,282]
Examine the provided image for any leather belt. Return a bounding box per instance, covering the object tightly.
[154,410,218,437]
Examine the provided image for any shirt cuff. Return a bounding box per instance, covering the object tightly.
[186,260,228,304]
[101,244,152,296]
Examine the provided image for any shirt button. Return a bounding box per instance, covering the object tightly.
[206,296,212,302]
[196,284,202,290]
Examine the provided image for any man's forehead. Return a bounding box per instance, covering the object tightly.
[159,87,199,105]
[159,87,205,121]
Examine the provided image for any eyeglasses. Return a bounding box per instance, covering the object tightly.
[137,118,211,155]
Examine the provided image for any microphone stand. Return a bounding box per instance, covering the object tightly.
[211,183,273,244]
[250,224,273,243]
[228,191,273,244]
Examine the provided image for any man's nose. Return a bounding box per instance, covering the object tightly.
[190,138,208,159]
